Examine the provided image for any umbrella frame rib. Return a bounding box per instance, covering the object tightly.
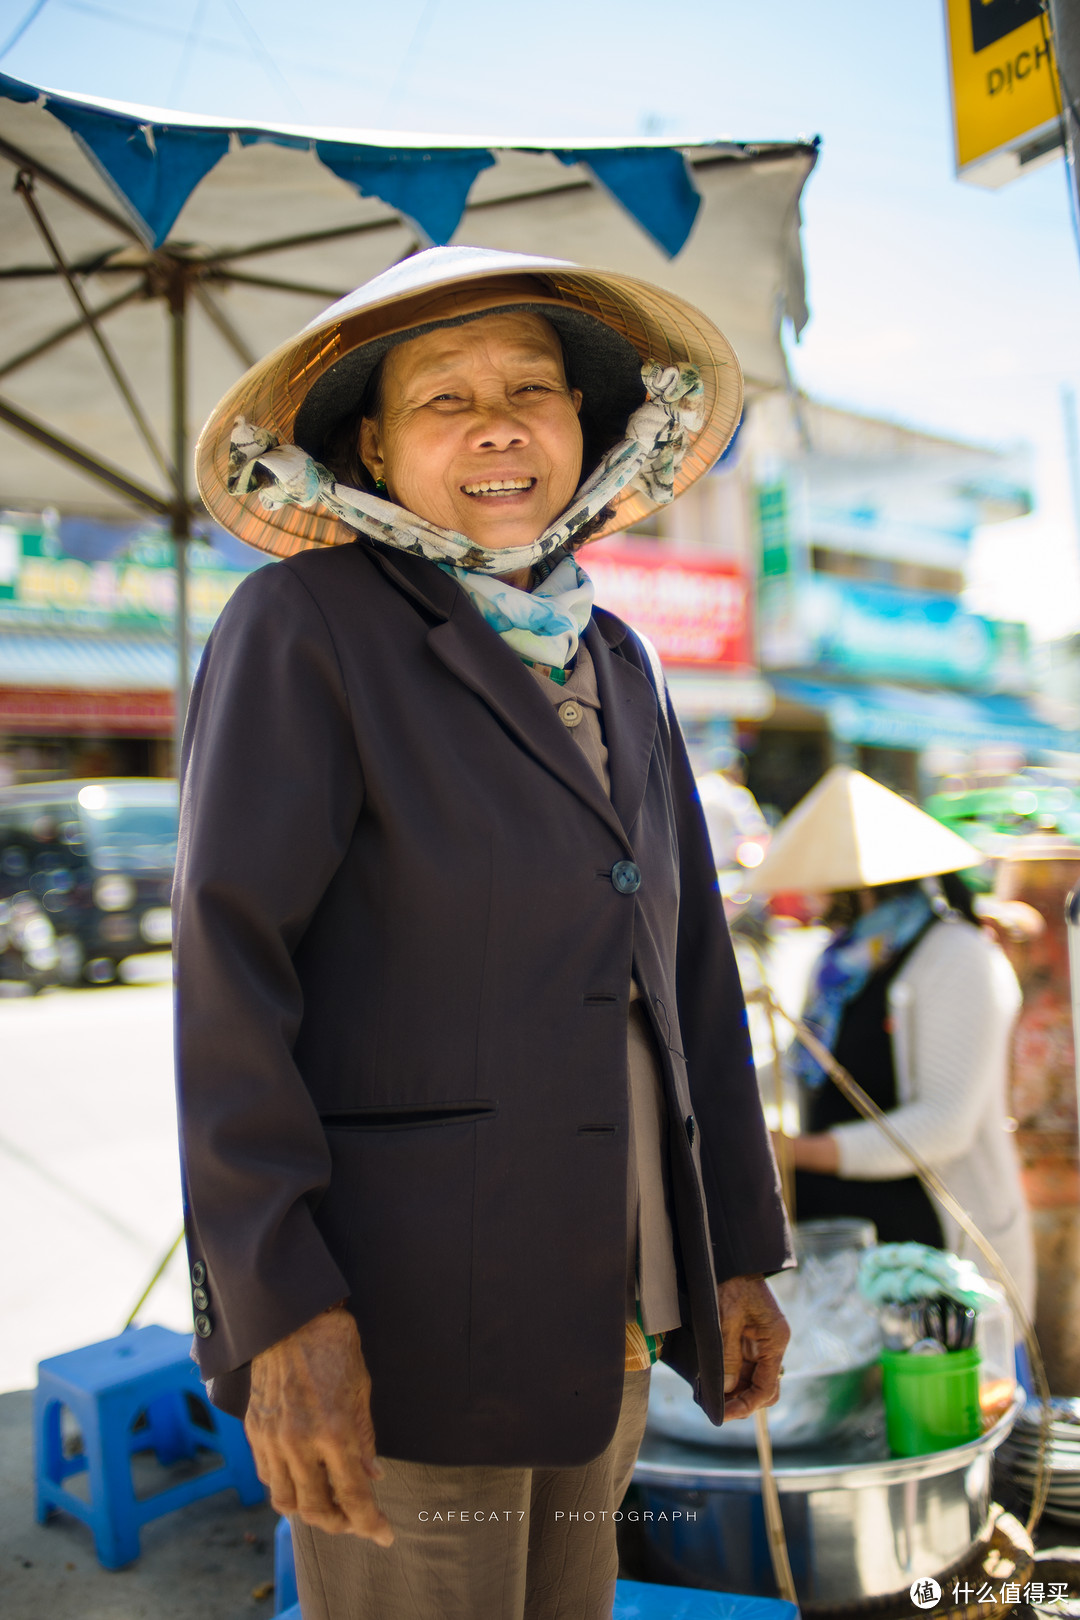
[0,392,173,516]
[0,282,144,380]
[0,130,143,244]
[15,171,175,484]
[208,266,349,301]
[192,283,257,370]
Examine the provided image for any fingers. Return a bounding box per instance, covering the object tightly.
[724,1349,784,1419]
[325,1468,395,1546]
[245,1309,394,1544]
[321,1428,394,1544]
[294,1462,352,1535]
[720,1316,747,1396]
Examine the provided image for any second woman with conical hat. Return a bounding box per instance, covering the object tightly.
[754,765,1033,1316]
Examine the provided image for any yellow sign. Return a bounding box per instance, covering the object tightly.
[945,0,1062,181]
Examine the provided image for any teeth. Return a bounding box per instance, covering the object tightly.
[462,478,533,495]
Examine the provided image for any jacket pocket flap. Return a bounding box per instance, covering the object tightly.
[320,1102,496,1130]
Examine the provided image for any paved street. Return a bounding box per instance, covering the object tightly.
[1,970,192,1397]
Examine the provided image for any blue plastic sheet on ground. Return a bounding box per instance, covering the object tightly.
[273,1582,797,1620]
[613,1579,800,1620]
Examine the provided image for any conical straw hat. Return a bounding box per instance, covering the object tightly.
[195,245,743,559]
[748,766,982,896]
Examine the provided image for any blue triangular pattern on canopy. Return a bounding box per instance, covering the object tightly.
[236,129,310,153]
[314,143,495,247]
[0,70,39,103]
[556,148,701,258]
[47,100,230,248]
[0,72,708,257]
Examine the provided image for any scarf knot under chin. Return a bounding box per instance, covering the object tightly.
[226,358,704,671]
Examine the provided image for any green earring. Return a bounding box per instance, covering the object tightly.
[375,477,387,492]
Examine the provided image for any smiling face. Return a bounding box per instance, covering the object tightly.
[358,312,584,553]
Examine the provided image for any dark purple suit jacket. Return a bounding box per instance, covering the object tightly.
[173,538,791,1467]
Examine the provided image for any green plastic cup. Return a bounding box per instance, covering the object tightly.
[880,1346,982,1457]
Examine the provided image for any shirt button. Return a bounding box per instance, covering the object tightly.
[611,860,641,895]
[558,699,583,728]
[194,1313,213,1339]
[191,1261,206,1287]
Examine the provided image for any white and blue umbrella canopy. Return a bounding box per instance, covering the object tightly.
[0,72,817,521]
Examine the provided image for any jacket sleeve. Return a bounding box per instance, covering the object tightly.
[664,690,794,1283]
[173,560,361,1378]
[832,923,1021,1180]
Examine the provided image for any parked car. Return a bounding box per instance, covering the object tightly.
[0,890,59,992]
[0,778,178,985]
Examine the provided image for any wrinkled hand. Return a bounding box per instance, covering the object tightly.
[246,1305,393,1544]
[716,1273,790,1420]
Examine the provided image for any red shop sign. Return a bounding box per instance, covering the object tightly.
[585,539,752,668]
[0,686,174,735]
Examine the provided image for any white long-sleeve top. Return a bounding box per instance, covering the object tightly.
[829,913,1035,1316]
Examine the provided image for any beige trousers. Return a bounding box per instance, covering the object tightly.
[291,1368,651,1620]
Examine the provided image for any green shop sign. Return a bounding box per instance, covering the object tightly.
[0,518,248,635]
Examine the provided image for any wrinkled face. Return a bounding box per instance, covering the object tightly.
[358,312,584,551]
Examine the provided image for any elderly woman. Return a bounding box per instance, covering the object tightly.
[175,246,791,1620]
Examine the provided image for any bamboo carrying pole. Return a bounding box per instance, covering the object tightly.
[748,979,1053,1540]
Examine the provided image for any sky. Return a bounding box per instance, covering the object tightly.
[2,0,1080,635]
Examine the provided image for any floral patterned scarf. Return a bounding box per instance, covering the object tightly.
[225,360,703,670]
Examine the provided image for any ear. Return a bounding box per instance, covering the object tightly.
[359,416,384,482]
[571,388,583,415]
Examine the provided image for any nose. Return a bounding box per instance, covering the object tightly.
[467,396,531,451]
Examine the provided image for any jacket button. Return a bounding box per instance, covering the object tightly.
[191,1260,206,1287]
[611,860,641,895]
[194,1313,213,1338]
[685,1113,696,1146]
[192,1286,210,1311]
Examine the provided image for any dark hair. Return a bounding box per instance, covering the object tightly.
[825,874,979,932]
[320,358,386,491]
[317,332,628,499]
[939,870,979,926]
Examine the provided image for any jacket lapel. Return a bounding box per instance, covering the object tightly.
[369,541,652,852]
[586,616,659,841]
[426,600,632,852]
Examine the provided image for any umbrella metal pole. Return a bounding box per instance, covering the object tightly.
[169,266,191,770]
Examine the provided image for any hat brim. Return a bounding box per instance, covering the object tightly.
[748,766,984,897]
[194,250,744,558]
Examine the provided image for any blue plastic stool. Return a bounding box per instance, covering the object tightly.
[274,1514,299,1615]
[35,1324,265,1569]
[272,1516,799,1619]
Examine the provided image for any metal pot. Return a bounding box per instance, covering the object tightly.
[648,1358,882,1451]
[628,1395,1021,1608]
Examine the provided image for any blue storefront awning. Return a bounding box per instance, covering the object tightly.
[0,631,186,690]
[772,676,1078,756]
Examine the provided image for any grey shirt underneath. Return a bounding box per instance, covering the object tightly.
[528,640,681,1336]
